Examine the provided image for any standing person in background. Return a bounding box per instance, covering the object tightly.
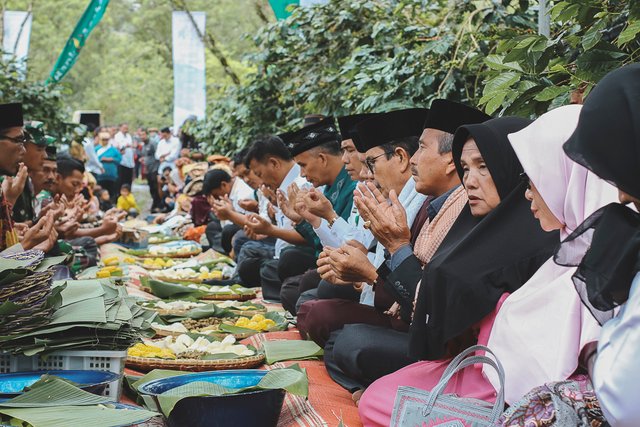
[155,127,181,172]
[114,123,135,189]
[95,131,122,201]
[134,128,145,179]
[140,127,161,212]
[83,126,104,178]
[148,128,160,144]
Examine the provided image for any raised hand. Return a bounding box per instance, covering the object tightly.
[211,195,234,221]
[244,213,273,236]
[276,189,302,223]
[2,163,28,206]
[316,248,352,286]
[326,242,378,284]
[354,181,411,253]
[304,188,335,220]
[21,211,56,250]
[260,184,277,205]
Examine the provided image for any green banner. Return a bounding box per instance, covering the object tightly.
[268,0,299,20]
[46,0,110,84]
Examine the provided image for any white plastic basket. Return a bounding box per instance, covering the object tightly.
[0,350,127,400]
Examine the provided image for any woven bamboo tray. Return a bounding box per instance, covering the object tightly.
[200,293,256,302]
[137,249,202,259]
[125,353,265,372]
[153,328,253,340]
[150,275,204,284]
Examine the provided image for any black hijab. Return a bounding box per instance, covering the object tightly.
[555,203,640,325]
[557,63,640,321]
[563,63,640,200]
[409,117,559,360]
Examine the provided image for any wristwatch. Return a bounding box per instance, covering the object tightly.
[327,214,339,229]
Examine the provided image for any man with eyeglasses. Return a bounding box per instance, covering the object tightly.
[0,103,58,253]
[12,121,56,225]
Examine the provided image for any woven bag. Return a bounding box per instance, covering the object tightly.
[390,345,505,427]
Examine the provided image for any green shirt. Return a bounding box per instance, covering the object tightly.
[295,166,357,254]
[12,178,35,223]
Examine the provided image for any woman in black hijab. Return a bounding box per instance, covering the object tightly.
[358,116,559,426]
[553,63,640,426]
[409,116,559,361]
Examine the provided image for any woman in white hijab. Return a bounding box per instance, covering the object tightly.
[490,105,617,425]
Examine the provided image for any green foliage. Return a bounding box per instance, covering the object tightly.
[194,0,539,154]
[480,0,640,116]
[0,58,68,139]
[3,0,268,126]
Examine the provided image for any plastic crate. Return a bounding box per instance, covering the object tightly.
[0,350,127,400]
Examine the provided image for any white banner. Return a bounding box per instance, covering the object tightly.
[3,11,33,78]
[172,11,206,132]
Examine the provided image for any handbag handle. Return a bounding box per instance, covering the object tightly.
[439,345,500,381]
[422,353,506,424]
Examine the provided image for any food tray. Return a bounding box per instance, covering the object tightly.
[137,249,202,259]
[200,293,256,302]
[0,350,127,399]
[125,353,265,372]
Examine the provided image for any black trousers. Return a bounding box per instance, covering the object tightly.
[205,219,239,255]
[146,171,161,209]
[280,269,323,315]
[237,245,316,302]
[236,240,276,289]
[324,324,416,392]
[117,165,134,190]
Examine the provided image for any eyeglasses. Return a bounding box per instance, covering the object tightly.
[519,172,531,190]
[365,151,395,173]
[0,133,29,145]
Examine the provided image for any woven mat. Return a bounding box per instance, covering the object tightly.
[245,332,362,427]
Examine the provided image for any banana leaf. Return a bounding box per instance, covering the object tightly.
[218,311,288,335]
[144,278,205,299]
[141,365,308,417]
[33,255,67,272]
[0,378,158,427]
[0,405,158,427]
[160,304,235,322]
[262,340,323,364]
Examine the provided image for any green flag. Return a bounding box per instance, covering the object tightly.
[46,0,110,84]
[268,0,299,20]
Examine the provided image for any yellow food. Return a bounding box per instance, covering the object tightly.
[123,257,136,264]
[128,343,176,359]
[234,314,276,331]
[142,258,176,268]
[103,256,119,266]
[198,270,223,280]
[96,267,123,278]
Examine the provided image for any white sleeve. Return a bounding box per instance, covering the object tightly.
[313,219,343,248]
[593,272,640,427]
[166,139,181,162]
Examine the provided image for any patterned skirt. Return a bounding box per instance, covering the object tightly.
[499,374,609,427]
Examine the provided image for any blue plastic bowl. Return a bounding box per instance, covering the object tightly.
[138,370,286,427]
[0,370,120,397]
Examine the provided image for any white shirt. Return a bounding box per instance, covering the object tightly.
[274,163,311,258]
[155,136,181,172]
[114,131,135,168]
[593,272,640,427]
[313,198,374,249]
[220,178,255,228]
[83,137,104,175]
